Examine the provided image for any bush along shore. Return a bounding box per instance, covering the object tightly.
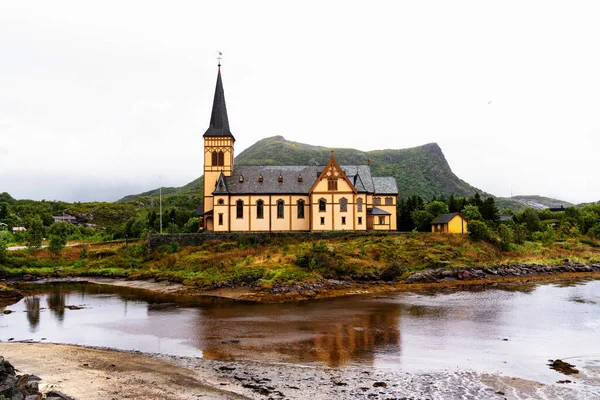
[1,232,600,302]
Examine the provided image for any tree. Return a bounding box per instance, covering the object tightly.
[513,223,528,244]
[48,234,67,257]
[480,197,500,223]
[397,195,424,231]
[47,222,75,256]
[448,194,460,213]
[25,215,45,248]
[497,224,514,251]
[0,230,12,261]
[0,202,8,220]
[48,221,75,238]
[462,205,483,222]
[426,201,449,217]
[411,210,434,232]
[470,192,483,208]
[183,217,200,233]
[518,208,542,233]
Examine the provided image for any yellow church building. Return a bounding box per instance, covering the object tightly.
[201,65,399,232]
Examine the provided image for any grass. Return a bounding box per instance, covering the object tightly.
[1,233,599,289]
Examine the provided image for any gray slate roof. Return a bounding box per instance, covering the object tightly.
[373,177,399,195]
[367,207,391,216]
[431,212,462,224]
[214,165,392,195]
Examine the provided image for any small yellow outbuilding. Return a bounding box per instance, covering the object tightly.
[431,213,468,234]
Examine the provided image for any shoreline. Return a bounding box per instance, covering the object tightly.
[6,264,600,304]
[0,342,596,400]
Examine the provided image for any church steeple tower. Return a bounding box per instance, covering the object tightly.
[203,65,235,140]
[203,62,236,231]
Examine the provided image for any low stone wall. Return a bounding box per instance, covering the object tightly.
[148,231,405,251]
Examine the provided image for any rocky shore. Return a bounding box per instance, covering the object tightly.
[2,343,598,400]
[403,261,600,284]
[0,355,72,400]
[4,261,600,304]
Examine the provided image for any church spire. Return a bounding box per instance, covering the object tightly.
[203,64,235,140]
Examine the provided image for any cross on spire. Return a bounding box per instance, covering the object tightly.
[217,51,222,67]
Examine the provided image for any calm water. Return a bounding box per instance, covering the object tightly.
[2,280,600,386]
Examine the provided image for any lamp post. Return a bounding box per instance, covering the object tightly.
[159,176,163,234]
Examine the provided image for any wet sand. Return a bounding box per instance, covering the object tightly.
[1,342,597,399]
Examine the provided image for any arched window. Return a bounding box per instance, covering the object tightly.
[236,200,243,219]
[277,199,284,219]
[374,197,381,205]
[211,151,218,166]
[218,151,225,166]
[297,199,305,219]
[385,197,393,205]
[357,198,363,212]
[340,198,347,212]
[319,198,326,212]
[256,199,264,219]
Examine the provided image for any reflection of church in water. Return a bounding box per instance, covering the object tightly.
[194,301,402,368]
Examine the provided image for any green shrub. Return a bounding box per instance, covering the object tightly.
[380,262,406,282]
[467,220,491,242]
[497,224,513,251]
[513,224,528,245]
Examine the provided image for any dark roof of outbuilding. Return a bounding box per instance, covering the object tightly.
[367,207,391,216]
[431,212,463,224]
[373,177,399,195]
[499,214,515,221]
[217,164,382,195]
[203,67,235,140]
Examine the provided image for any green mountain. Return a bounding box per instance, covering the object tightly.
[235,136,482,199]
[120,136,483,202]
[118,136,573,213]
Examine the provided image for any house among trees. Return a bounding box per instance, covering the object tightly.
[499,214,516,223]
[200,65,398,232]
[52,215,77,224]
[430,213,468,233]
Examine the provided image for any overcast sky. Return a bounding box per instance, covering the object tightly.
[1,1,599,204]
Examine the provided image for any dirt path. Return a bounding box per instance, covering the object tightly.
[0,342,249,400]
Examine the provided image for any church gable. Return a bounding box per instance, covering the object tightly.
[309,153,357,194]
